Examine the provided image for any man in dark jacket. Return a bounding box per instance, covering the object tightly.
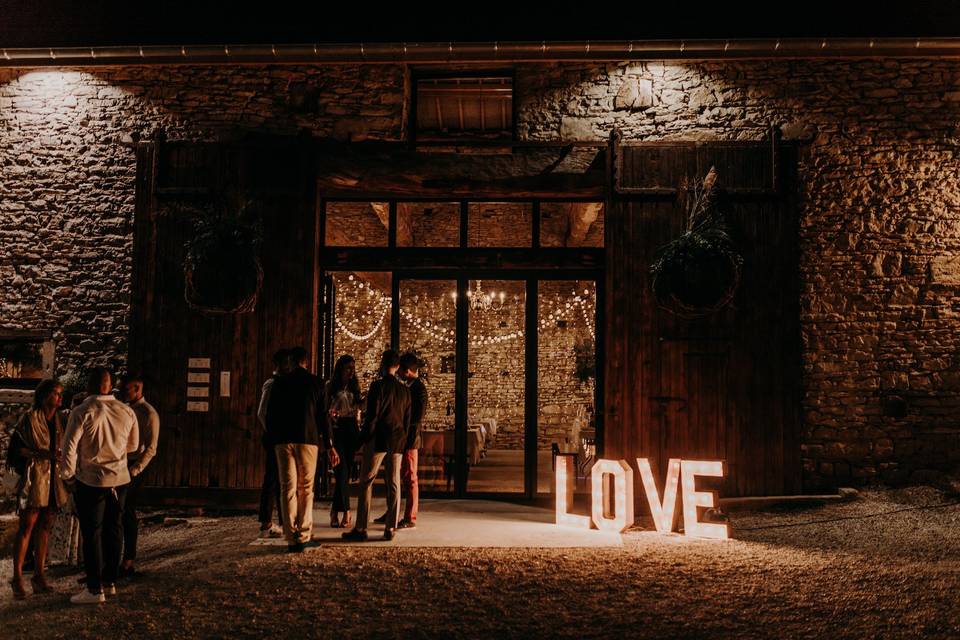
[376,351,427,529]
[266,347,339,552]
[342,349,410,541]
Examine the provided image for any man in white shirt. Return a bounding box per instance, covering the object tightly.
[61,367,138,605]
[119,371,160,578]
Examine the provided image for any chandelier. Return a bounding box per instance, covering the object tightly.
[466,280,505,312]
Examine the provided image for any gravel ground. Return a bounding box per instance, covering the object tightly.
[1,486,958,639]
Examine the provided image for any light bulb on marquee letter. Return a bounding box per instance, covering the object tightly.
[680,460,730,540]
[554,454,590,529]
[637,457,681,534]
[590,459,634,532]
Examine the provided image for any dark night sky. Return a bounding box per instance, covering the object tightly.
[2,0,960,47]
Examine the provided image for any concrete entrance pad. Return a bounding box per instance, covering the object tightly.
[250,498,622,548]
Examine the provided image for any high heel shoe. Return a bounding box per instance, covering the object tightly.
[31,574,54,594]
[340,510,352,529]
[330,508,341,528]
[10,577,27,600]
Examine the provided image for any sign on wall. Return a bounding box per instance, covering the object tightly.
[187,357,211,412]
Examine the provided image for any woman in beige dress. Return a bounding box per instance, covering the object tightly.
[7,379,69,598]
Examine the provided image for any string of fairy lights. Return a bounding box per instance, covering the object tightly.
[334,274,595,347]
[333,275,392,341]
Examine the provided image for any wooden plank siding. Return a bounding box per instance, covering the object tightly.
[130,135,802,507]
[129,139,319,497]
[604,140,802,501]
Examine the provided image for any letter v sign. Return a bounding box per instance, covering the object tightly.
[637,458,681,534]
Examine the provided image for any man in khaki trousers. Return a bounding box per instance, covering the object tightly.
[265,347,338,552]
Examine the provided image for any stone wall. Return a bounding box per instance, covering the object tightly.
[0,66,406,376]
[516,59,960,489]
[0,399,30,505]
[3,59,960,490]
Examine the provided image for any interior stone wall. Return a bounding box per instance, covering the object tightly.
[3,59,960,490]
[333,275,595,450]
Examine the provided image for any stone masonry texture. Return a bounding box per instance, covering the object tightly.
[2,60,960,492]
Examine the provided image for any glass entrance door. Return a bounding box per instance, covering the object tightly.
[393,276,599,498]
[397,279,458,496]
[396,277,527,496]
[463,279,526,494]
[536,280,598,497]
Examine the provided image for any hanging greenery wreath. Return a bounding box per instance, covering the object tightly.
[650,167,743,319]
[183,199,263,315]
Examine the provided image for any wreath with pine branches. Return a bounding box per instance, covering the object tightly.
[182,199,263,315]
[650,167,743,319]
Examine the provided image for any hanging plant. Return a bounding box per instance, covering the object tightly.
[183,199,263,315]
[650,167,743,319]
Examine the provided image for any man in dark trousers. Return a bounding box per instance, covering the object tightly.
[62,367,138,604]
[255,349,290,539]
[342,349,410,541]
[375,351,427,528]
[119,372,160,578]
[266,347,339,553]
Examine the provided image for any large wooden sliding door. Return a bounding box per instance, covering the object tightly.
[604,139,803,498]
[129,139,319,500]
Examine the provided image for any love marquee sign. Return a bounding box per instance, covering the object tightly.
[555,457,730,540]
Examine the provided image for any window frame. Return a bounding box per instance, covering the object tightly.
[409,68,518,146]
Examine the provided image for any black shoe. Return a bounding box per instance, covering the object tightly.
[373,513,387,524]
[383,528,395,541]
[118,566,145,579]
[286,542,306,553]
[397,519,416,529]
[341,529,368,542]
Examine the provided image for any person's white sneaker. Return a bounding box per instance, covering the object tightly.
[258,525,283,539]
[70,589,106,605]
[103,583,117,596]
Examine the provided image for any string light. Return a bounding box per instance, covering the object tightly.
[334,275,596,347]
[334,275,391,342]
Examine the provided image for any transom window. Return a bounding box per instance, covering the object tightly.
[414,74,514,142]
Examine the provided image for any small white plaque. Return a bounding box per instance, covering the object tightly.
[186,401,209,412]
[187,386,209,398]
[188,358,211,369]
[219,371,231,398]
[188,372,210,384]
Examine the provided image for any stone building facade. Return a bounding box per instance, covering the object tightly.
[3,59,960,492]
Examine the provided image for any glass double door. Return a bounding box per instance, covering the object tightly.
[326,271,598,498]
[395,277,598,498]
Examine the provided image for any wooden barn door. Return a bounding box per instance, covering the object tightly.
[604,138,802,499]
[129,138,319,501]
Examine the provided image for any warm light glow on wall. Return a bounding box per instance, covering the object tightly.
[637,457,681,534]
[554,454,591,529]
[2,71,133,126]
[590,459,634,533]
[680,460,730,540]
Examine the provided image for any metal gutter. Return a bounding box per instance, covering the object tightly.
[3,38,960,67]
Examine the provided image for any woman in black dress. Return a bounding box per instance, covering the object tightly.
[324,355,363,528]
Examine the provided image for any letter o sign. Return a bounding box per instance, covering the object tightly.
[590,459,634,532]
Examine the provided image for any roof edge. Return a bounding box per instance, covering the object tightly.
[4,38,960,67]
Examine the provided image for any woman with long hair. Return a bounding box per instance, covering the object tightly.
[324,355,363,528]
[7,379,69,598]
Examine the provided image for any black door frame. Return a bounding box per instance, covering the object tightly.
[320,196,605,501]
